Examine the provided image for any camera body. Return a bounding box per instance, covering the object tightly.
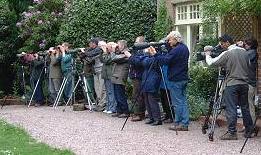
[196,44,225,61]
[130,41,169,55]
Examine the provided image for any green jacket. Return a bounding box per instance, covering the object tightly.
[101,52,113,80]
[57,53,72,76]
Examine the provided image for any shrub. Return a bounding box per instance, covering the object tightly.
[17,0,65,53]
[56,0,157,47]
[188,37,219,120]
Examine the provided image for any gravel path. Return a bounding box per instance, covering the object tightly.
[1,105,261,155]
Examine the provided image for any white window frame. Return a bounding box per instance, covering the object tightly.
[175,3,202,25]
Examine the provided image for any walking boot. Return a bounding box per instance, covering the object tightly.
[220,132,238,140]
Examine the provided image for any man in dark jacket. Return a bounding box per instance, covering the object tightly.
[148,31,190,131]
[129,36,146,122]
[126,49,162,126]
[29,53,45,106]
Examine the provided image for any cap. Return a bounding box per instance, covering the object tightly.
[219,34,234,44]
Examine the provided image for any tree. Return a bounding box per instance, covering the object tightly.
[154,0,172,41]
[56,0,157,47]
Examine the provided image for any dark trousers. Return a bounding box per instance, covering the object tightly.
[132,79,145,115]
[113,84,129,114]
[223,84,253,134]
[160,89,173,120]
[143,92,161,121]
[30,77,44,103]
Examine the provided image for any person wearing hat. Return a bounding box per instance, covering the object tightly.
[148,31,190,131]
[204,34,254,140]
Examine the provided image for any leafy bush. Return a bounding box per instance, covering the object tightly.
[188,37,219,120]
[17,0,65,53]
[154,0,172,41]
[0,0,18,94]
[57,0,157,47]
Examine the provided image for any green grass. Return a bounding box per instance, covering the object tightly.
[0,120,74,155]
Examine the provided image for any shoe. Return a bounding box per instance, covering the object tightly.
[145,119,154,124]
[106,111,113,114]
[151,121,162,126]
[220,132,238,140]
[163,119,173,124]
[169,125,188,131]
[118,113,129,118]
[111,113,121,117]
[131,115,143,122]
[103,110,108,113]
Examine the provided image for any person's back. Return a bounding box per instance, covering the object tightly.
[223,46,249,86]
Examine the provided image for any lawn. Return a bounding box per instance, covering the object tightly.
[0,120,74,155]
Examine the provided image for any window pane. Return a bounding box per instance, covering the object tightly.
[185,6,187,12]
[193,12,196,19]
[190,13,192,19]
[178,7,180,13]
[190,5,192,12]
[193,5,196,11]
[197,5,199,11]
[178,14,180,20]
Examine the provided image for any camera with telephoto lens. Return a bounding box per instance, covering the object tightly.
[129,41,169,55]
[196,44,225,61]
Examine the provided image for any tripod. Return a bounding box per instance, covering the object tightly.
[201,68,226,141]
[159,66,177,135]
[28,56,47,107]
[62,70,95,112]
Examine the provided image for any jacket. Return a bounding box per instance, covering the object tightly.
[100,52,113,80]
[129,54,161,93]
[48,55,62,79]
[110,50,129,85]
[57,53,73,76]
[155,42,189,82]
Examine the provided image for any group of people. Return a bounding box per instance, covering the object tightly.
[19,30,259,139]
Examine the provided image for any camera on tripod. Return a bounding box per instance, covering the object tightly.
[196,44,224,61]
[129,41,169,54]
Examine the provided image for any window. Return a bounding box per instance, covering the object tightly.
[177,5,187,20]
[176,4,201,21]
[189,4,200,19]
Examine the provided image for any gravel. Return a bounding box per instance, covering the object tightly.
[1,105,261,155]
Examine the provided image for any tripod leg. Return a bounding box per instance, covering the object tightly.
[28,68,44,107]
[202,100,214,134]
[160,66,177,135]
[54,77,68,109]
[63,78,80,111]
[53,77,65,108]
[208,98,221,141]
[82,76,93,112]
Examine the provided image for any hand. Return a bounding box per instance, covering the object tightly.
[148,46,156,55]
[205,51,211,56]
[79,48,85,53]
[124,51,131,58]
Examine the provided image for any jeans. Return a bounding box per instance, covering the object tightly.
[63,73,74,101]
[223,84,253,134]
[30,76,44,103]
[104,79,116,112]
[169,80,189,127]
[113,84,129,114]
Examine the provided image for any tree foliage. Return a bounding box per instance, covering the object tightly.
[203,0,261,19]
[57,0,157,47]
[17,0,65,53]
[154,0,172,41]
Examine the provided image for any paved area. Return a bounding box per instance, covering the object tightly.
[0,105,261,155]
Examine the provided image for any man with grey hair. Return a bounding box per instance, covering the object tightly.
[148,31,190,131]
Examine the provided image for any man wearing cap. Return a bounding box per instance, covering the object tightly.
[205,34,254,140]
[148,31,190,131]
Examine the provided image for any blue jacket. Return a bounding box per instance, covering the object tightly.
[128,52,144,80]
[129,54,161,93]
[155,42,189,82]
